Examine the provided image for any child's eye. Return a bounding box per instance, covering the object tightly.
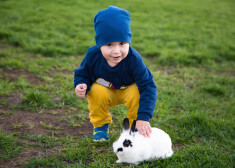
[120,42,125,45]
[106,43,112,46]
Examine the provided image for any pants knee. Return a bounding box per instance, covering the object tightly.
[88,83,113,104]
[124,83,140,107]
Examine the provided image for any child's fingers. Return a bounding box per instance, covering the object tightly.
[136,120,152,138]
[148,125,152,134]
[139,126,152,138]
[139,128,147,137]
[75,88,79,94]
[146,126,152,137]
[81,84,87,90]
[76,92,86,98]
[75,84,87,98]
[138,128,144,136]
[144,127,150,138]
[80,84,87,90]
[75,84,87,92]
[77,89,86,94]
[75,89,86,97]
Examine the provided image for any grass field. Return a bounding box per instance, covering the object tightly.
[0,0,234,167]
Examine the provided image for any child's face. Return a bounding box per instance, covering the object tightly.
[100,42,129,67]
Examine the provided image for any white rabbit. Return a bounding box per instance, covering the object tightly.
[113,118,173,165]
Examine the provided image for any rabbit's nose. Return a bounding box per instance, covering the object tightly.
[117,148,123,152]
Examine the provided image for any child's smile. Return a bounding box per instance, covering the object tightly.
[100,42,129,67]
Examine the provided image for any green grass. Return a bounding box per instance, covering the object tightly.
[0,0,234,167]
[0,80,14,96]
[22,89,54,111]
[23,134,60,148]
[0,131,24,160]
[0,0,234,65]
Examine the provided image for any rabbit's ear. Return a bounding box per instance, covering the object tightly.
[123,118,130,131]
[130,120,136,133]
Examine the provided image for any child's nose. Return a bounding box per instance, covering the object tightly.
[113,45,120,53]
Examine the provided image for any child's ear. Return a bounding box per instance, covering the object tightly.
[123,118,130,131]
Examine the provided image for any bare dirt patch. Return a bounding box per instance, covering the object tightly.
[48,69,72,76]
[1,67,44,85]
[155,66,177,75]
[5,92,23,107]
[173,143,184,151]
[0,107,93,137]
[0,159,21,168]
[0,107,93,168]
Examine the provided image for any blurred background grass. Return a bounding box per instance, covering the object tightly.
[0,0,234,65]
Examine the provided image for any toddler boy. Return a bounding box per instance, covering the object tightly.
[74,6,157,141]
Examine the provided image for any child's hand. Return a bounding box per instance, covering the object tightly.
[75,84,87,98]
[136,120,152,138]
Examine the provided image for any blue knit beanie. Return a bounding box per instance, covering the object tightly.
[94,6,132,48]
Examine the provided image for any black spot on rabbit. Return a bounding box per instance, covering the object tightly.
[123,139,132,147]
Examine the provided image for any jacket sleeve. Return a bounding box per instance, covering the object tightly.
[130,53,157,122]
[74,54,91,94]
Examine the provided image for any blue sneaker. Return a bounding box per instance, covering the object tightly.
[93,124,109,142]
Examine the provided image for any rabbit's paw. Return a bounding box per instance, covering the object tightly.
[116,159,122,163]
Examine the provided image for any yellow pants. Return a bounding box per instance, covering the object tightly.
[87,83,140,128]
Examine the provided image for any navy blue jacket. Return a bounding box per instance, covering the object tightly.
[74,46,157,121]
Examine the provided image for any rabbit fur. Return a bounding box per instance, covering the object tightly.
[113,118,173,165]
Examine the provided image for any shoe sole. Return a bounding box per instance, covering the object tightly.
[93,138,109,142]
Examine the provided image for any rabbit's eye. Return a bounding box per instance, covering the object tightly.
[123,139,132,147]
